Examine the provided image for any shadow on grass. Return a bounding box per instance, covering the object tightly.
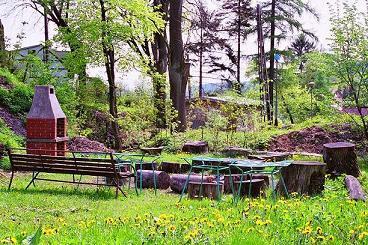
[0,185,122,200]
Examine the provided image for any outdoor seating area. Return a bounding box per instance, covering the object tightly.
[7,147,317,204]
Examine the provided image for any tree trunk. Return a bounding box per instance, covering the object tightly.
[137,170,171,189]
[281,94,294,124]
[235,0,241,94]
[345,175,366,201]
[276,161,326,196]
[323,142,360,177]
[268,0,276,123]
[99,0,122,150]
[169,0,187,132]
[170,174,215,193]
[0,19,5,65]
[153,0,168,128]
[199,20,203,98]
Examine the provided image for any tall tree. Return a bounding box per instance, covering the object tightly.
[289,33,316,58]
[217,0,253,93]
[169,0,187,131]
[127,0,169,128]
[330,2,368,140]
[186,0,223,97]
[261,0,319,123]
[13,0,88,82]
[0,19,4,52]
[64,0,161,149]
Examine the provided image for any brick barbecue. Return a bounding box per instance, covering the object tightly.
[26,85,68,156]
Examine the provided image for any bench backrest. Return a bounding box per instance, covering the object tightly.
[9,152,118,177]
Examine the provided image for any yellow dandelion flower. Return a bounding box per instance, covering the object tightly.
[316,227,323,235]
[327,235,334,241]
[359,232,368,240]
[169,225,176,232]
[316,235,325,241]
[302,226,312,235]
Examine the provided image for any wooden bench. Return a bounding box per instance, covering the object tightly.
[7,150,134,198]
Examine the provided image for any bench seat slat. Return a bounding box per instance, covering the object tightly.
[11,156,114,168]
[12,162,115,173]
[12,154,114,163]
[12,166,117,177]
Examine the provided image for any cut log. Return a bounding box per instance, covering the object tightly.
[323,142,360,177]
[187,182,223,199]
[345,175,366,201]
[182,141,209,154]
[159,162,181,173]
[223,174,269,193]
[249,151,290,161]
[140,146,164,155]
[222,147,252,157]
[170,174,215,193]
[135,163,157,170]
[233,179,265,198]
[136,170,170,189]
[276,161,326,196]
[180,164,191,173]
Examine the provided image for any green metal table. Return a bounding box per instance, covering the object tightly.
[229,159,293,202]
[113,153,160,195]
[179,157,236,202]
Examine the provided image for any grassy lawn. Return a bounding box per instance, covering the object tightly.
[0,170,367,245]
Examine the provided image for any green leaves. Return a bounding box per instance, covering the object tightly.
[22,226,42,245]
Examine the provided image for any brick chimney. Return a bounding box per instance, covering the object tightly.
[26,85,68,156]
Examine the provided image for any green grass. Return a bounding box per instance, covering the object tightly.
[0,170,367,244]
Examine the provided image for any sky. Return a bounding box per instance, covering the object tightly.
[0,0,366,89]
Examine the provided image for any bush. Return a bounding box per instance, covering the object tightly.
[8,85,33,115]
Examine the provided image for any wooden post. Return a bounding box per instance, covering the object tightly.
[0,19,5,52]
[323,142,360,177]
[277,161,326,196]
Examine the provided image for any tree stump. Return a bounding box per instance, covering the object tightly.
[180,164,191,173]
[222,147,252,158]
[140,146,164,155]
[136,170,170,189]
[170,174,215,193]
[182,141,209,154]
[159,162,181,173]
[323,142,360,177]
[135,163,157,170]
[248,151,290,161]
[276,161,326,196]
[187,182,223,199]
[223,174,269,194]
[233,179,265,198]
[345,175,366,201]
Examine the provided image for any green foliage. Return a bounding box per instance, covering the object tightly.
[278,61,335,124]
[0,119,23,149]
[117,88,156,147]
[329,1,368,139]
[22,226,42,245]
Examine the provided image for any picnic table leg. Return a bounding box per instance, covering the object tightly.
[199,169,204,198]
[8,170,14,190]
[114,178,127,198]
[248,173,253,198]
[216,168,221,201]
[236,170,245,204]
[152,161,157,196]
[271,174,276,200]
[179,166,193,202]
[278,171,289,198]
[228,168,235,203]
